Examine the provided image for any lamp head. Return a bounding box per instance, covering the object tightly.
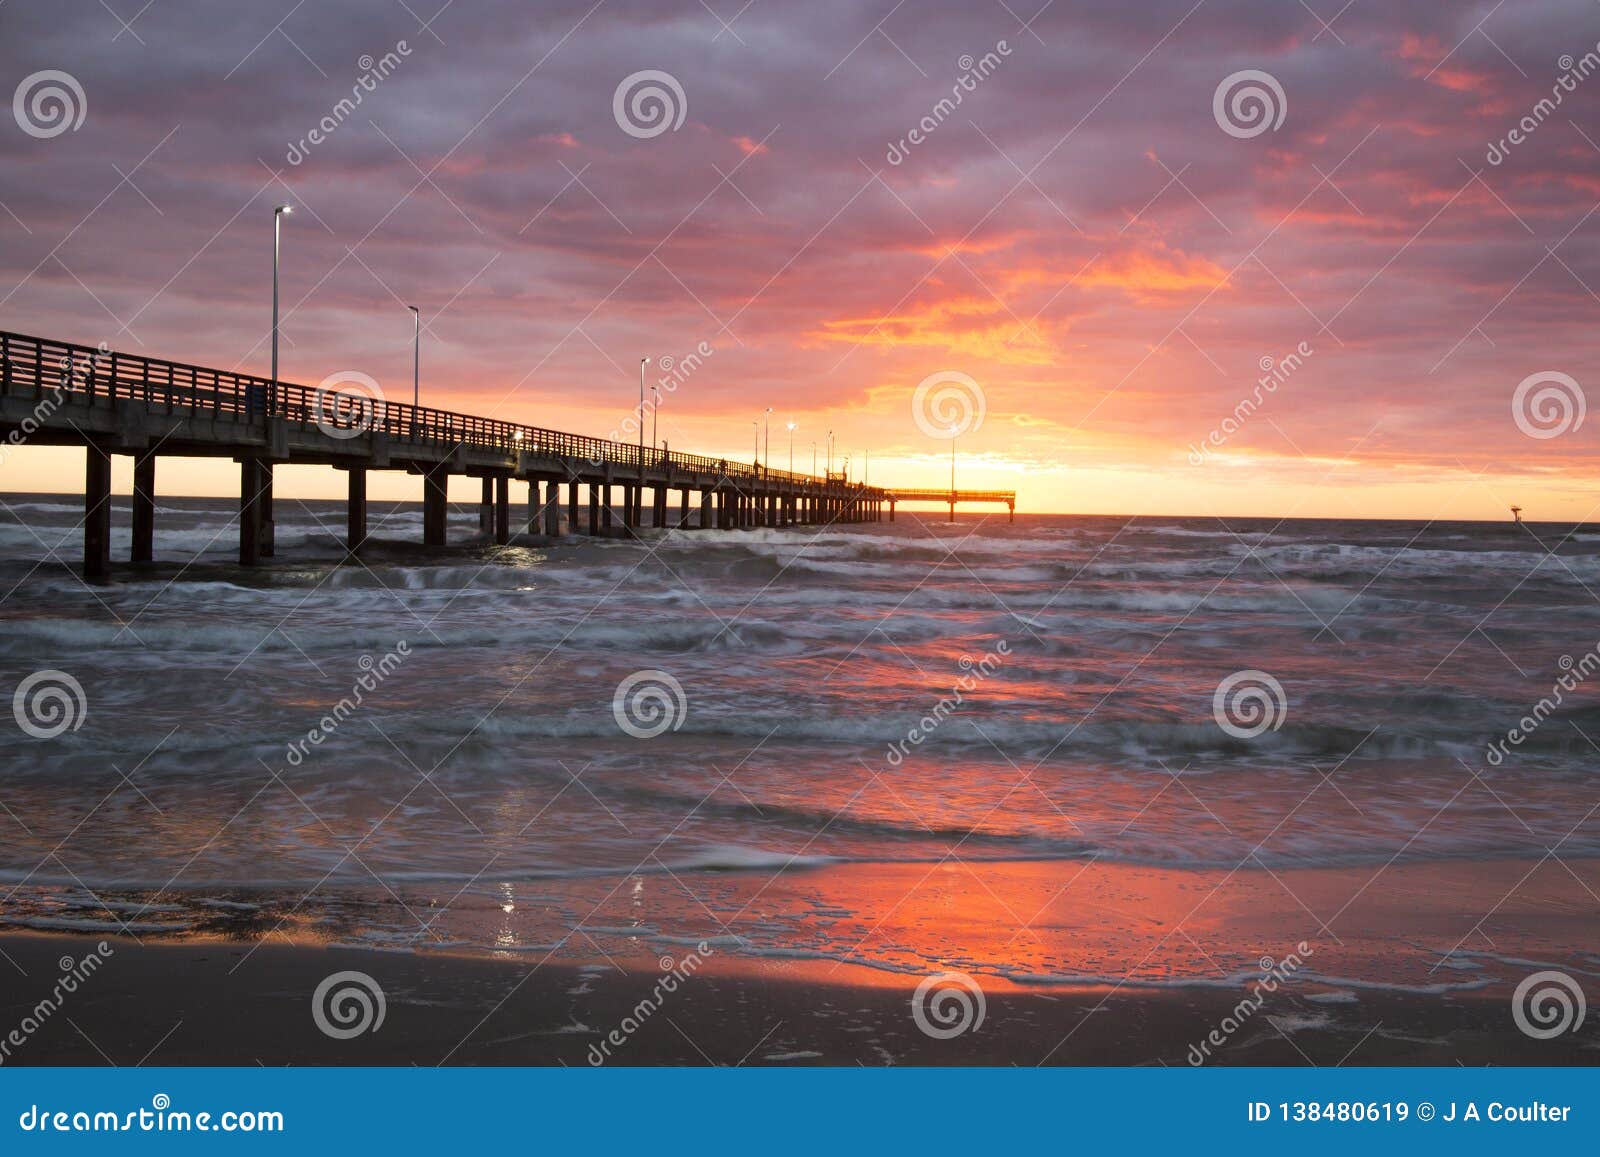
[274,204,293,216]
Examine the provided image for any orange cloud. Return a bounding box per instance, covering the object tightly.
[808,293,1056,365]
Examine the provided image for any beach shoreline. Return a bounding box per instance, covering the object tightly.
[0,931,1591,1067]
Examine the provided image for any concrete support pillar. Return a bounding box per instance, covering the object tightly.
[678,487,691,529]
[347,467,369,551]
[699,489,712,529]
[890,500,896,522]
[494,475,510,545]
[131,453,155,564]
[1009,502,1015,524]
[239,456,265,567]
[84,443,112,579]
[545,480,562,535]
[603,484,615,531]
[479,477,493,535]
[588,484,600,535]
[347,467,368,556]
[423,463,449,546]
[653,484,668,529]
[948,498,956,522]
[568,480,579,534]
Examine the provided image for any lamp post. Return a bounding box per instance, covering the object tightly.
[751,420,760,470]
[271,204,292,413]
[407,305,419,408]
[763,407,772,473]
[826,430,835,475]
[638,357,650,469]
[810,441,817,476]
[950,425,958,522]
[651,384,661,455]
[786,422,796,474]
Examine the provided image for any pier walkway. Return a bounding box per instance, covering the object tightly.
[0,330,907,577]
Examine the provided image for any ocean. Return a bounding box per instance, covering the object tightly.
[1,495,1596,998]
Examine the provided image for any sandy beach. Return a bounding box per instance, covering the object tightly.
[2,854,1595,1066]
[2,930,1593,1067]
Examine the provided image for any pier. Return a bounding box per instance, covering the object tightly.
[882,487,1016,523]
[0,330,911,578]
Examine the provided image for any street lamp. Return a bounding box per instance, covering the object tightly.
[751,420,760,469]
[638,357,650,469]
[810,441,817,476]
[763,407,772,474]
[651,384,662,455]
[786,421,796,474]
[406,305,420,408]
[271,204,292,413]
[826,429,835,474]
[950,424,958,518]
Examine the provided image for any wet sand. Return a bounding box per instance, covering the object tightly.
[0,931,1594,1067]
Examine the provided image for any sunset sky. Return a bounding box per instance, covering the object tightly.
[2,0,1599,518]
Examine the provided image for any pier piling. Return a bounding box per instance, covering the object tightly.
[84,443,112,579]
[131,453,155,564]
